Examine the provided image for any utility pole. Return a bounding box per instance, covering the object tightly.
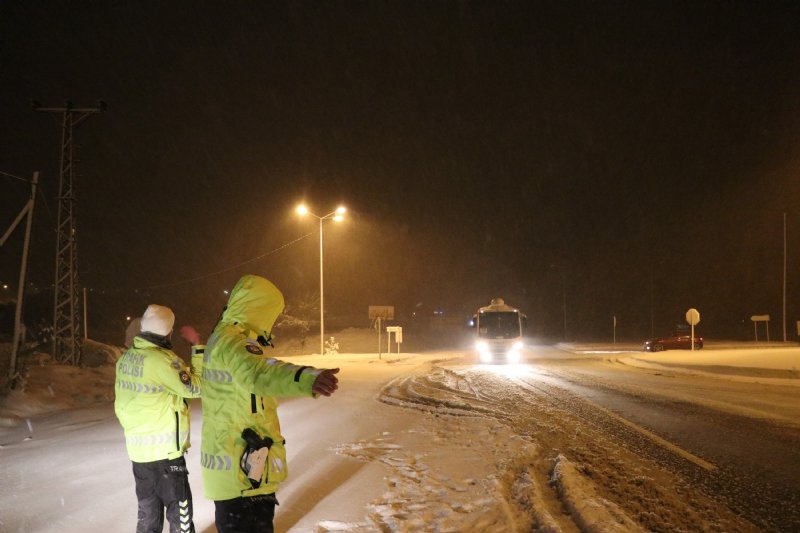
[34,100,105,365]
[0,171,39,381]
[783,212,787,342]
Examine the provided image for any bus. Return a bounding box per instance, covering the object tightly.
[472,298,526,363]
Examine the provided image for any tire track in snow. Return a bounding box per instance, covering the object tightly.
[533,363,800,532]
[509,373,716,471]
[378,369,514,420]
[379,365,759,533]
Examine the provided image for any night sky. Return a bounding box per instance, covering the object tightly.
[2,1,800,344]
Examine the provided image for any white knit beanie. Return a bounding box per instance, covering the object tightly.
[140,304,175,336]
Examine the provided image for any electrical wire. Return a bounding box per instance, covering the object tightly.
[0,170,33,183]
[125,231,315,291]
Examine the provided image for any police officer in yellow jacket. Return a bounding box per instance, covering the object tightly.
[201,275,340,533]
[114,304,203,533]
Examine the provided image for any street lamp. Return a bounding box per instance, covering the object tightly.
[295,203,346,355]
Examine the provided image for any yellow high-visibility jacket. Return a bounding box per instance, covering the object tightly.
[114,335,202,462]
[201,275,321,501]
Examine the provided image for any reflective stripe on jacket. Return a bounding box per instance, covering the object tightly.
[114,336,202,462]
[200,275,319,501]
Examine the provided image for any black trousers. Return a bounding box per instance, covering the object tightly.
[215,493,278,533]
[132,456,195,533]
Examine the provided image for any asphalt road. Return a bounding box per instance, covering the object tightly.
[437,346,800,532]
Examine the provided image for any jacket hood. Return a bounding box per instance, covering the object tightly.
[221,275,285,336]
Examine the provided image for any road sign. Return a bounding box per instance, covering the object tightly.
[386,326,403,355]
[685,308,700,352]
[386,326,403,344]
[369,306,395,320]
[685,308,700,326]
[752,315,770,342]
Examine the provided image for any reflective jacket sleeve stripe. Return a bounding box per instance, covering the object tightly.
[294,366,310,382]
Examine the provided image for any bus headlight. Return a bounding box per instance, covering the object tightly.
[476,341,492,363]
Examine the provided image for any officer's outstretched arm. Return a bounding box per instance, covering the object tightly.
[223,340,327,398]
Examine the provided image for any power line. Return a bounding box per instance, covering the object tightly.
[91,231,315,293]
[138,231,315,290]
[0,170,33,183]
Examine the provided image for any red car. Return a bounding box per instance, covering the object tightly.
[643,334,703,352]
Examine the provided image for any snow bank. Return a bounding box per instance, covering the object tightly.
[272,328,383,356]
[559,342,800,385]
[0,348,117,421]
[620,348,800,386]
[551,454,644,532]
[631,347,800,370]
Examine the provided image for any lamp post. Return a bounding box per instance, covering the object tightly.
[296,204,346,355]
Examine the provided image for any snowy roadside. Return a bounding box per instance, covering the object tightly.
[0,339,122,421]
[558,342,800,386]
[2,338,797,531]
[618,354,800,386]
[0,345,548,532]
[279,352,663,533]
[274,352,547,532]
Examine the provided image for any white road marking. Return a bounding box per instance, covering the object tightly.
[511,374,718,472]
[578,396,717,471]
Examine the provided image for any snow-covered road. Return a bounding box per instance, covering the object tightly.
[2,344,800,531]
[379,347,800,531]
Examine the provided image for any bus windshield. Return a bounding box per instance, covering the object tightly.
[478,311,521,339]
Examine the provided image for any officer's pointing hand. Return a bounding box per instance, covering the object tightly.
[312,368,340,397]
